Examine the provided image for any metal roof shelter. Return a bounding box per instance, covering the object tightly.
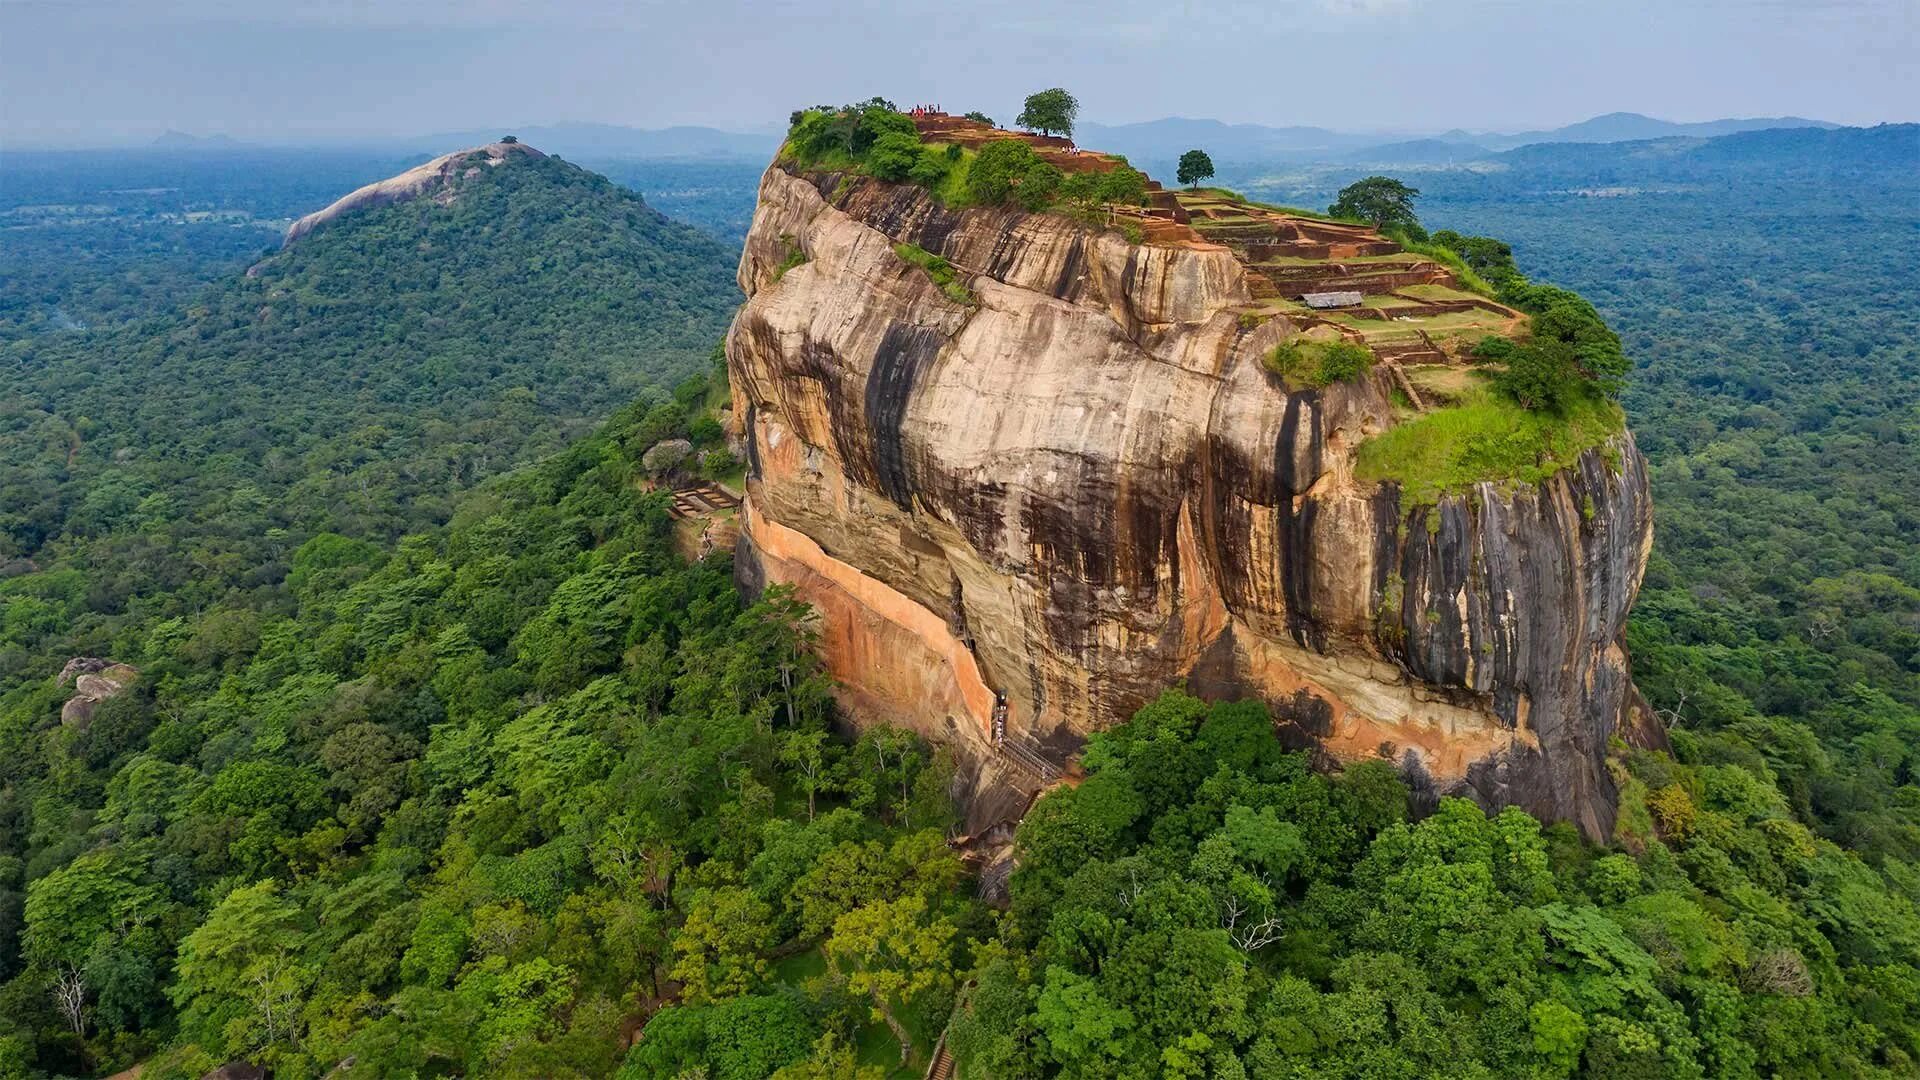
[1302,290,1364,309]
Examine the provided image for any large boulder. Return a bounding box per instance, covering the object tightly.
[727,162,1659,841]
[59,657,138,728]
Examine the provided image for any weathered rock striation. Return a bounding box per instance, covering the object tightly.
[728,161,1659,841]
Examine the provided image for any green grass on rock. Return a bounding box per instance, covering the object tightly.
[1355,382,1624,506]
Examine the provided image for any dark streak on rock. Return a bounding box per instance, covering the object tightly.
[743,402,761,480]
[864,323,945,510]
[1274,391,1326,651]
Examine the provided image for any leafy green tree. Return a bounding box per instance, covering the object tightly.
[170,881,313,1065]
[669,887,775,1004]
[867,130,925,182]
[1017,88,1080,138]
[966,140,1064,211]
[824,894,956,1063]
[769,1032,884,1080]
[1177,149,1216,188]
[1328,175,1422,232]
[1492,338,1586,412]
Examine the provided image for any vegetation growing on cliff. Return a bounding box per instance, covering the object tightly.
[1355,384,1624,503]
[1262,337,1375,389]
[782,101,1149,227]
[1327,177,1635,503]
[892,243,975,305]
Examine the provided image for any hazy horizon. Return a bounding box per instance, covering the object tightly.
[3,0,1915,149]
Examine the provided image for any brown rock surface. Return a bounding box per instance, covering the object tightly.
[728,161,1658,840]
[59,657,138,728]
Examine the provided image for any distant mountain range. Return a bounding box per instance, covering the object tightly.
[123,111,1855,164]
[406,123,782,160]
[151,130,248,149]
[1083,112,1844,166]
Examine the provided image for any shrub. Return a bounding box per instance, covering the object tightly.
[893,243,975,306]
[786,100,915,165]
[1493,339,1585,412]
[1060,164,1148,220]
[1500,282,1628,392]
[966,139,1063,210]
[866,131,923,181]
[1263,338,1375,389]
[907,148,950,187]
[771,234,806,282]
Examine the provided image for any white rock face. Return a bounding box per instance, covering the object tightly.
[283,141,545,246]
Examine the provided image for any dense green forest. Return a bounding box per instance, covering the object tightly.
[0,129,1915,1077]
[9,370,1916,1078]
[1,150,738,689]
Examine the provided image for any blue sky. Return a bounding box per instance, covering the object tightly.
[3,0,1914,146]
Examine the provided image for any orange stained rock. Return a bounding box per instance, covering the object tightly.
[742,499,999,740]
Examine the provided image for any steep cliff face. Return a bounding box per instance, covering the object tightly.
[728,163,1659,839]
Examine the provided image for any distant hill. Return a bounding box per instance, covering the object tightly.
[1479,111,1839,149]
[1493,122,1918,176]
[150,130,247,150]
[1,144,740,561]
[407,123,781,160]
[1343,138,1493,165]
[1078,117,1381,165]
[1073,111,1840,165]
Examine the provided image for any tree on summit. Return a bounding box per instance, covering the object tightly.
[1177,149,1216,188]
[1329,175,1422,232]
[1017,88,1079,138]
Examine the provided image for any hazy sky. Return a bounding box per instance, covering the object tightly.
[3,0,1914,146]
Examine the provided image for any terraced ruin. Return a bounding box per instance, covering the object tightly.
[1164,192,1527,370]
[908,112,1527,385]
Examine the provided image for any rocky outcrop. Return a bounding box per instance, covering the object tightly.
[727,163,1659,840]
[58,657,138,728]
[283,141,544,246]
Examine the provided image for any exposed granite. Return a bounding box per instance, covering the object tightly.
[728,162,1661,840]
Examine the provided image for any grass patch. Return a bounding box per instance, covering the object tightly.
[771,233,806,282]
[928,144,977,206]
[1389,233,1498,297]
[1246,199,1350,223]
[1355,385,1624,505]
[894,242,976,305]
[771,947,827,982]
[1398,282,1483,302]
[1264,338,1375,389]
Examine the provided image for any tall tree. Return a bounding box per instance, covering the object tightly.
[1177,149,1216,189]
[1328,175,1422,231]
[824,895,956,1064]
[1017,88,1080,138]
